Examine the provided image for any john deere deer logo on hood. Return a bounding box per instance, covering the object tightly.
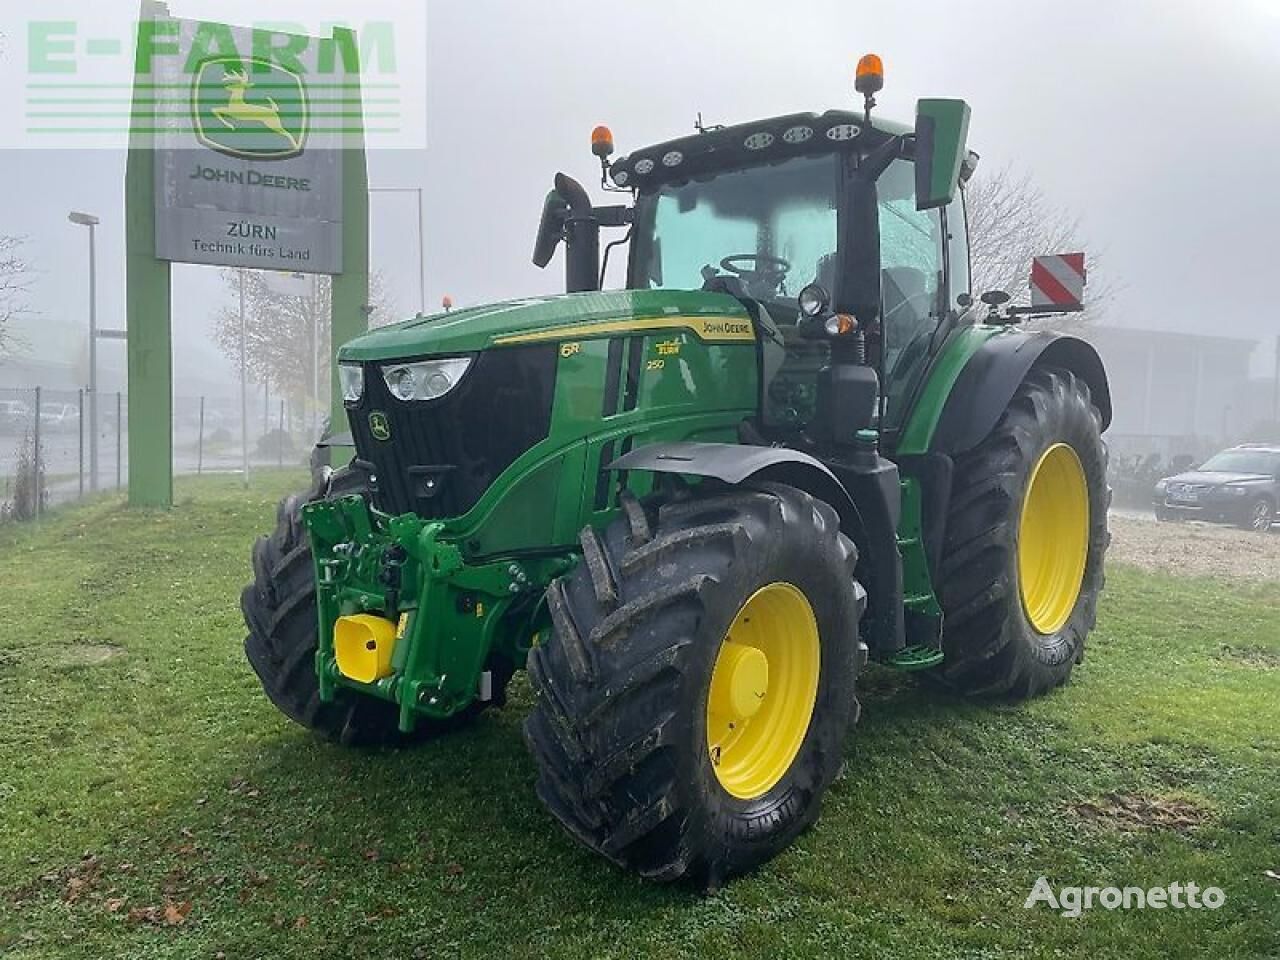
[192,57,309,161]
[368,412,391,441]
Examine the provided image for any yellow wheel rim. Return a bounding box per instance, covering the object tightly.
[1018,442,1090,634]
[706,582,820,800]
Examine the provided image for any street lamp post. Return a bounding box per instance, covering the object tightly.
[369,187,425,314]
[68,211,100,491]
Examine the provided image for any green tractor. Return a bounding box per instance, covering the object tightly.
[242,56,1110,886]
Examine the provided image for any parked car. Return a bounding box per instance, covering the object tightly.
[0,399,31,434]
[38,402,80,433]
[1153,444,1280,532]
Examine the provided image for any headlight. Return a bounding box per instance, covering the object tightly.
[339,363,364,403]
[798,283,830,318]
[381,357,473,402]
[1154,479,1168,492]
[1223,485,1249,496]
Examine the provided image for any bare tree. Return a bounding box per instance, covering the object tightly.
[965,165,1115,326]
[0,235,33,356]
[212,270,397,411]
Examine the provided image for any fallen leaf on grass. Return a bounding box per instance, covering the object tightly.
[104,898,126,913]
[127,901,192,927]
[1068,793,1210,833]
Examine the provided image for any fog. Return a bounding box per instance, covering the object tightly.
[2,0,1279,402]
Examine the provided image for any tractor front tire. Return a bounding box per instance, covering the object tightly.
[241,467,482,746]
[936,367,1109,699]
[524,483,864,887]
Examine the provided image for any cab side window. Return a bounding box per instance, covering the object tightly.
[878,160,944,328]
[878,159,945,426]
[944,188,971,305]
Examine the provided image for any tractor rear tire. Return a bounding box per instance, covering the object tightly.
[524,483,864,887]
[935,367,1109,699]
[241,467,487,745]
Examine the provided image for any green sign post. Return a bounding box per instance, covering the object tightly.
[124,5,369,507]
[124,123,173,507]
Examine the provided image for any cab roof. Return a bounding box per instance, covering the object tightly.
[608,109,913,192]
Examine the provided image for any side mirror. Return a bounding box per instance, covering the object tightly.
[532,189,570,268]
[913,98,970,211]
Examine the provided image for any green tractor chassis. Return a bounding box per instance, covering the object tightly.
[241,57,1111,885]
[304,500,571,728]
[296,313,1037,725]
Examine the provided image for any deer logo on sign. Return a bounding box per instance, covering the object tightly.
[192,58,309,161]
[213,67,302,152]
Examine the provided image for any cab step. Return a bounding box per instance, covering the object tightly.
[884,645,944,671]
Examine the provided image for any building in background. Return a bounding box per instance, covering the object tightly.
[1086,326,1269,462]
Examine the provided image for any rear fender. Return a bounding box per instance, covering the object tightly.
[930,332,1111,455]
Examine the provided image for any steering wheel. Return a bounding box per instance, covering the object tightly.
[719,254,791,293]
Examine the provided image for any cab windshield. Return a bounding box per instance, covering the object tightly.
[629,153,949,430]
[630,155,837,305]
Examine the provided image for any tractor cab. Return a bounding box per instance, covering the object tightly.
[534,60,975,455]
[619,114,972,445]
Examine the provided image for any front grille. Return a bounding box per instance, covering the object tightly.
[347,345,558,518]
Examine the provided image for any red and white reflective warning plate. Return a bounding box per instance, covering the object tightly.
[1030,253,1086,309]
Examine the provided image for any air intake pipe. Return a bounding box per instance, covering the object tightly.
[554,173,600,293]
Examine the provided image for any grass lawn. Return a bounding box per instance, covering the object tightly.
[0,475,1277,959]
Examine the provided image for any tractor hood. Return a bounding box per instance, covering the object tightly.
[337,289,752,362]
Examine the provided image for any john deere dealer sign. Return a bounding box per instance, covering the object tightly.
[152,19,349,274]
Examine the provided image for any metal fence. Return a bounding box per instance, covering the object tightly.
[0,386,315,519]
